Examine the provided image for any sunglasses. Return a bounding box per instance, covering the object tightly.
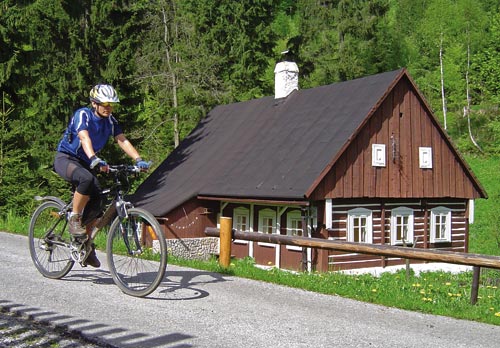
[98,102,115,107]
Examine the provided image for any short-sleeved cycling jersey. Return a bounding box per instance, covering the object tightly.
[57,107,123,165]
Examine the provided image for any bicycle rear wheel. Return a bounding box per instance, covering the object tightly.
[28,200,74,279]
[106,207,167,297]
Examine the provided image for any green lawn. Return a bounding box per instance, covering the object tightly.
[465,155,500,256]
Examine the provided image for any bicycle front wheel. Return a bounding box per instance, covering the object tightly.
[106,208,167,297]
[28,200,74,279]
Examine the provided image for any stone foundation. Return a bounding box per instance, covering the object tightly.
[162,237,220,260]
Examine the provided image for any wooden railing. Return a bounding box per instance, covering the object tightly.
[205,220,500,305]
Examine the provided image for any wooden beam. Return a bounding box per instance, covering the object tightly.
[471,266,481,305]
[205,228,500,270]
[197,195,309,206]
[219,217,232,268]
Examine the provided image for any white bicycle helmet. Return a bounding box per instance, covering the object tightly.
[89,84,120,103]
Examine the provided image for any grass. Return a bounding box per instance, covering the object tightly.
[464,155,500,256]
[3,155,500,325]
[1,210,28,234]
[167,254,500,326]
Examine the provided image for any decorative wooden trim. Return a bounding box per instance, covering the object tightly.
[198,195,309,206]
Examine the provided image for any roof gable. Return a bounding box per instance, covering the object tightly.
[308,74,487,200]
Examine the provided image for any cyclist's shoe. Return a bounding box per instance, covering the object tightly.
[82,243,101,268]
[68,214,86,237]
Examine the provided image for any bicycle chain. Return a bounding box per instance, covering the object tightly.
[69,236,90,264]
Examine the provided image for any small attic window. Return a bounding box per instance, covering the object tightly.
[372,144,386,167]
[419,147,433,169]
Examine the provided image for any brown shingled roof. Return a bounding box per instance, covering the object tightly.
[131,69,406,216]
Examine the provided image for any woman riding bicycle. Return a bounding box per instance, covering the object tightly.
[53,84,150,267]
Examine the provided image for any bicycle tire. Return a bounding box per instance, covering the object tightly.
[106,207,167,297]
[28,200,74,279]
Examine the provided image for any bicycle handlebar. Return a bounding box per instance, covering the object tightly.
[107,164,144,174]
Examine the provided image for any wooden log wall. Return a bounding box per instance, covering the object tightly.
[327,199,468,270]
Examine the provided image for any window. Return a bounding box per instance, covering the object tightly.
[391,207,414,245]
[347,208,372,243]
[286,210,303,237]
[258,209,276,234]
[233,207,249,232]
[286,210,305,251]
[233,207,250,245]
[431,207,451,243]
[258,209,277,248]
[419,147,433,168]
[372,144,386,167]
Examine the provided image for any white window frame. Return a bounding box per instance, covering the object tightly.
[286,210,303,237]
[233,207,250,245]
[419,147,433,168]
[325,199,333,229]
[286,210,303,251]
[347,208,373,243]
[390,207,414,245]
[431,206,452,243]
[372,144,386,167]
[258,208,276,247]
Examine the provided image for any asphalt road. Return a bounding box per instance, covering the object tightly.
[2,231,500,348]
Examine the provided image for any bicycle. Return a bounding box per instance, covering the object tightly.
[28,164,167,297]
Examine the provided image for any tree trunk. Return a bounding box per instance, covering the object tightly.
[464,31,483,153]
[0,93,14,185]
[162,6,180,149]
[439,33,448,131]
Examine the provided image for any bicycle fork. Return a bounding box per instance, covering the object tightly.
[119,217,143,256]
[114,200,143,256]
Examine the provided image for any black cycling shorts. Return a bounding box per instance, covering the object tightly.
[53,152,104,224]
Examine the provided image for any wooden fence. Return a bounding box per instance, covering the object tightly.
[205,221,500,305]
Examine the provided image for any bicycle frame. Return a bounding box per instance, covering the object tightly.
[89,166,137,239]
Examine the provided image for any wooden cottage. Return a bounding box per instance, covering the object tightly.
[131,68,487,272]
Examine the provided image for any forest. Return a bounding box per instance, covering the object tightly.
[1,0,500,216]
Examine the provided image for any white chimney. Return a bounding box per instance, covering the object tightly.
[274,61,299,99]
